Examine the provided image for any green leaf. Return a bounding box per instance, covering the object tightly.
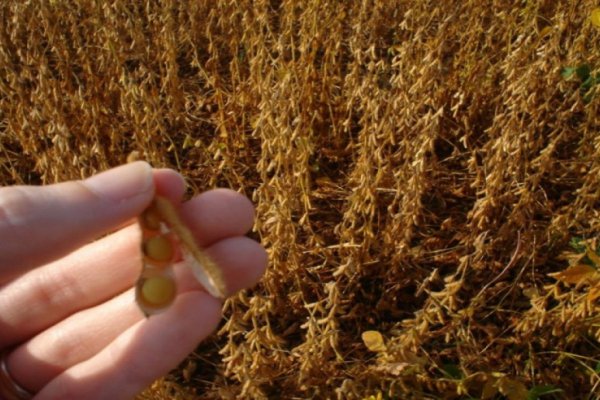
[561,67,577,79]
[594,361,600,373]
[562,65,598,102]
[560,65,590,80]
[575,64,592,81]
[569,237,586,253]
[527,385,563,400]
[580,74,598,92]
[441,363,463,380]
[581,76,593,93]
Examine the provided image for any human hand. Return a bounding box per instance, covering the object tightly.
[0,162,267,400]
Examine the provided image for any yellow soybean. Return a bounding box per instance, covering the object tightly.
[141,276,176,306]
[143,235,174,262]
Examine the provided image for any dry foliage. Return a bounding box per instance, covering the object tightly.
[1,0,600,398]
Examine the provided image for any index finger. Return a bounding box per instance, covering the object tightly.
[0,162,156,280]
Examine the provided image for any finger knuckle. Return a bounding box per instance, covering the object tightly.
[0,186,34,245]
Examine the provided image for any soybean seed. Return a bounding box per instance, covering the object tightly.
[141,276,176,306]
[143,235,174,262]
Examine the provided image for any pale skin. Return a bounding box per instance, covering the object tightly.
[0,162,268,399]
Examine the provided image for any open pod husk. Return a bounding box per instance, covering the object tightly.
[135,196,226,317]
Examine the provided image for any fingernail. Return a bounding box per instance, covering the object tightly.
[83,162,154,202]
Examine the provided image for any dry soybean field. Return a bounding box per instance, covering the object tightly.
[1,1,600,399]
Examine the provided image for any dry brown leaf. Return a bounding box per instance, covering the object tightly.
[374,362,415,376]
[481,376,499,399]
[588,285,600,302]
[497,377,529,400]
[586,246,600,267]
[373,349,426,376]
[549,264,597,285]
